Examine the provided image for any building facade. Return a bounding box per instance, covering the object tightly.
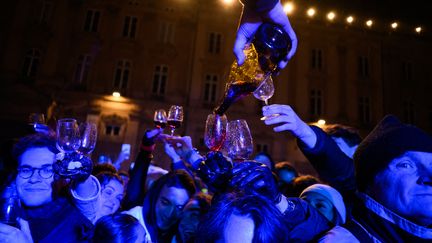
[1,0,431,172]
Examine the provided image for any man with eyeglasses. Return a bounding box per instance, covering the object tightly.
[0,134,93,242]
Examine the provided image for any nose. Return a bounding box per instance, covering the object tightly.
[28,170,43,183]
[418,166,432,186]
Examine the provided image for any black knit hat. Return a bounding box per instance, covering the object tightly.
[354,115,432,192]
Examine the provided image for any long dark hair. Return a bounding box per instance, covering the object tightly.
[143,170,195,242]
[93,213,144,243]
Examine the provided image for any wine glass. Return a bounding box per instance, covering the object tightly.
[56,118,81,153]
[77,122,97,154]
[253,76,274,106]
[225,119,253,161]
[167,105,184,136]
[204,113,228,151]
[153,109,167,129]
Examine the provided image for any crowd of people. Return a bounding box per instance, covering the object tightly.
[1,0,432,242]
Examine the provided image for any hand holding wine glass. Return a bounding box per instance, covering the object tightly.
[225,119,254,161]
[204,113,228,151]
[167,105,184,136]
[153,109,167,129]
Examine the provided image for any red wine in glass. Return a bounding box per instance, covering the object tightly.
[167,105,184,135]
[168,119,182,129]
[154,120,167,129]
[204,113,227,151]
[153,109,167,130]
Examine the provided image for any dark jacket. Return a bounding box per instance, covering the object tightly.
[23,197,93,243]
[339,193,432,242]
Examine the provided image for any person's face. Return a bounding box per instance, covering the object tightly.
[370,151,432,226]
[16,147,55,207]
[155,185,189,231]
[254,155,272,169]
[178,199,201,242]
[220,214,254,243]
[301,192,335,223]
[332,137,358,159]
[278,170,296,184]
[100,179,124,216]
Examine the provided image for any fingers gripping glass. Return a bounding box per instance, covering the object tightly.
[18,166,54,179]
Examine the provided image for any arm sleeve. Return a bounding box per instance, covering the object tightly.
[122,149,152,210]
[297,126,357,194]
[70,175,101,223]
[240,0,279,12]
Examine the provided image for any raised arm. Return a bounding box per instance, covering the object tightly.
[122,129,160,210]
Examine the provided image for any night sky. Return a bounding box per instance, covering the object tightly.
[305,0,431,26]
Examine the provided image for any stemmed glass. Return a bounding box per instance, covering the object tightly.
[225,119,254,161]
[56,118,81,153]
[167,105,184,136]
[153,109,167,129]
[204,113,228,151]
[55,118,95,180]
[253,77,279,120]
[253,76,274,106]
[77,122,98,155]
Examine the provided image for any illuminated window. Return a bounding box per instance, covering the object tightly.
[113,60,131,90]
[204,74,218,103]
[358,96,371,123]
[74,54,92,83]
[152,65,168,95]
[159,21,175,44]
[22,49,41,78]
[357,56,369,78]
[84,10,100,32]
[311,48,323,70]
[123,16,138,38]
[208,32,222,54]
[310,89,322,116]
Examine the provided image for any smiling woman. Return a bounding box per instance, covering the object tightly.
[124,170,196,243]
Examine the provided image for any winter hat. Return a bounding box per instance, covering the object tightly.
[300,184,346,224]
[354,114,432,192]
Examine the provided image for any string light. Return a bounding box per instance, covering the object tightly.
[366,19,373,27]
[415,26,422,33]
[283,2,294,15]
[307,8,316,17]
[346,16,354,24]
[327,11,336,21]
[391,22,398,29]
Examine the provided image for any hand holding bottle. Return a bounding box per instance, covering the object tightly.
[234,1,297,70]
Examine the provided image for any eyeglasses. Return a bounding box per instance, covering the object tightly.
[17,165,54,179]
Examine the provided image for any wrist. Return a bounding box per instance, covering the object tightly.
[185,149,204,169]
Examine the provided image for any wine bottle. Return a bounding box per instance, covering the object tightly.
[214,23,291,115]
